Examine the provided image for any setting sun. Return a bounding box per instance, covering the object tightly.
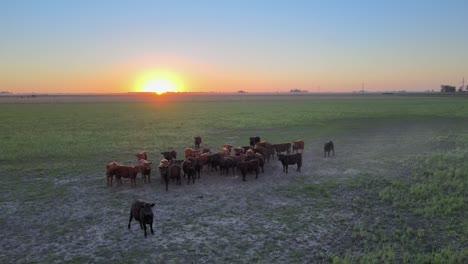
[142,79,176,94]
[134,70,184,94]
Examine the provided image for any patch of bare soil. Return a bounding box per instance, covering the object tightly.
[0,120,458,263]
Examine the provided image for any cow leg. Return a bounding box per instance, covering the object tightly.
[255,169,259,179]
[150,223,154,235]
[128,212,133,229]
[143,223,147,237]
[164,176,169,191]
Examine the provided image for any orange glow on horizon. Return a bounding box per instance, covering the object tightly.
[134,70,185,94]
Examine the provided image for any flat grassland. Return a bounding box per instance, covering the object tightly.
[0,94,466,263]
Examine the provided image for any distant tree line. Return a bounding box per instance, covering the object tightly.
[440,85,468,93]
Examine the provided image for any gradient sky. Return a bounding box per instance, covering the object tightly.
[1,0,467,93]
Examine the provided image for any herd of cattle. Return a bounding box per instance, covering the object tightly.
[106,136,335,192]
[117,136,335,237]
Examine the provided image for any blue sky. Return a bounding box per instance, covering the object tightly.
[1,0,467,93]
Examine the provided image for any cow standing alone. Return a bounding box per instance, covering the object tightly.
[194,136,202,149]
[324,141,334,157]
[128,200,155,237]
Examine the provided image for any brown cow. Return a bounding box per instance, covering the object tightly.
[221,147,230,157]
[136,159,152,183]
[168,163,182,185]
[292,140,305,153]
[184,148,200,159]
[253,146,271,163]
[106,161,120,186]
[255,141,268,148]
[194,136,202,149]
[234,147,245,156]
[108,164,139,187]
[245,149,255,157]
[195,152,211,176]
[159,159,170,190]
[223,144,233,155]
[273,143,291,155]
[229,155,244,166]
[135,151,148,161]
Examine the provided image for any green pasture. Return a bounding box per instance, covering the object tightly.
[1,97,466,166]
[0,95,467,263]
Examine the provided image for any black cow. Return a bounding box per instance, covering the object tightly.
[236,159,260,181]
[324,141,334,157]
[194,136,202,149]
[246,152,264,172]
[209,153,222,172]
[278,153,302,173]
[249,136,261,148]
[159,166,170,191]
[128,200,155,237]
[220,156,236,176]
[183,158,197,185]
[161,150,177,160]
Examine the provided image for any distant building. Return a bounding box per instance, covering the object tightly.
[289,89,308,93]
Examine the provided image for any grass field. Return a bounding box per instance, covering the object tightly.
[0,94,467,263]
